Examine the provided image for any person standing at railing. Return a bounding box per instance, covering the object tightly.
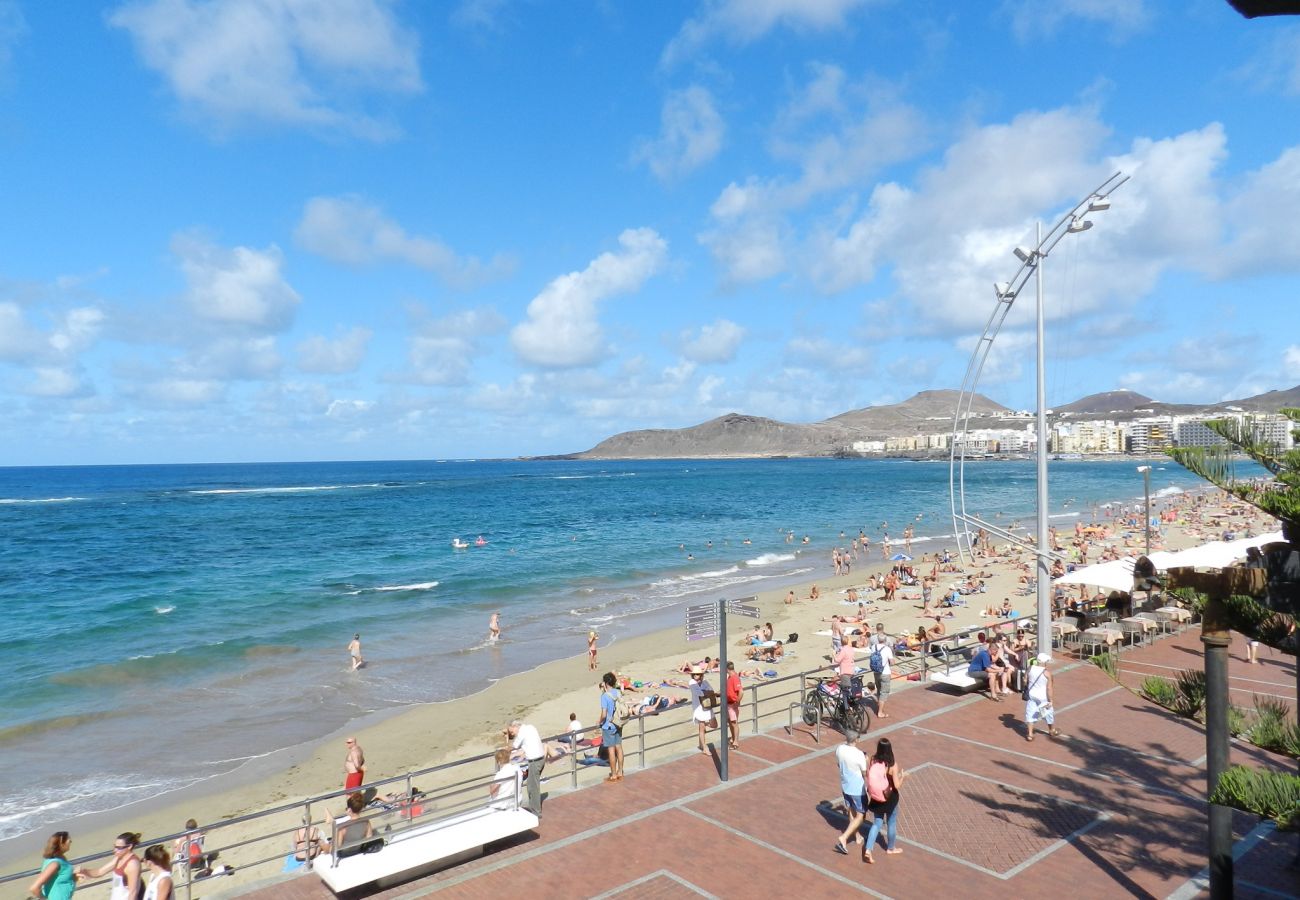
[506,720,546,816]
[724,661,742,752]
[599,672,624,783]
[688,666,717,753]
[76,832,142,900]
[140,846,171,900]
[343,737,365,790]
[27,831,79,900]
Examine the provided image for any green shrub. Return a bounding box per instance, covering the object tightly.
[1227,704,1249,738]
[1210,765,1300,832]
[1248,697,1300,758]
[1140,677,1177,709]
[1172,669,1207,719]
[1090,652,1117,679]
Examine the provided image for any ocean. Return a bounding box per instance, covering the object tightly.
[0,456,1208,843]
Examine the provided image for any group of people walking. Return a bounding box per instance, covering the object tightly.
[28,831,176,900]
[834,734,904,863]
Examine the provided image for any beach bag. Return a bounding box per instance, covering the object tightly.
[866,760,890,804]
[869,648,884,674]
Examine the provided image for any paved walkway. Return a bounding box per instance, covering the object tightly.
[226,628,1296,900]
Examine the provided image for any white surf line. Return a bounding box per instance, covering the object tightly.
[590,869,718,900]
[907,725,1206,805]
[1165,820,1277,900]
[678,806,894,899]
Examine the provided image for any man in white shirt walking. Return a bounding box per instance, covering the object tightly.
[506,719,546,816]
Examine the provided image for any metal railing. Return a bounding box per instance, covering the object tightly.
[0,625,1034,897]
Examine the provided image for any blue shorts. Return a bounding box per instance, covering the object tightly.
[842,791,865,814]
[602,727,622,747]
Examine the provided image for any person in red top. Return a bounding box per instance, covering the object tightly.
[725,661,742,751]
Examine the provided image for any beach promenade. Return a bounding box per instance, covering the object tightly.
[225,628,1296,900]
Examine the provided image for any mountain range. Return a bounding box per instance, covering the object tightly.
[564,386,1300,460]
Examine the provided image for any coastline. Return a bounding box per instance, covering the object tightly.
[3,481,1276,884]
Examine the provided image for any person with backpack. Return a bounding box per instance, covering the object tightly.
[868,634,894,719]
[862,738,905,864]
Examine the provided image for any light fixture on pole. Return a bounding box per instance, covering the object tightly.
[1136,465,1152,557]
[947,171,1129,662]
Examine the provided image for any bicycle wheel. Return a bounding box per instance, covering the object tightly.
[801,691,820,726]
[848,704,868,737]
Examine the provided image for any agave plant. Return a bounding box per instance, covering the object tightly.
[1210,765,1300,832]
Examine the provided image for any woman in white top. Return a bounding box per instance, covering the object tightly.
[141,846,172,900]
[1024,653,1062,742]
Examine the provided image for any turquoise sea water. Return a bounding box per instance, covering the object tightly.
[0,457,1208,841]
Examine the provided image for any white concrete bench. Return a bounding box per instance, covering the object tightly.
[929,669,988,692]
[315,806,538,893]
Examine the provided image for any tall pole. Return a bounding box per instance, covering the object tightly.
[1143,468,1152,558]
[717,598,728,782]
[1035,221,1051,654]
[1202,625,1233,898]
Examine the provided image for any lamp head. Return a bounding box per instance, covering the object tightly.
[994,281,1014,300]
[1087,196,1111,212]
[1013,246,1034,263]
[1067,217,1093,233]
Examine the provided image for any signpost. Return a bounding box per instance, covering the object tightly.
[683,596,758,781]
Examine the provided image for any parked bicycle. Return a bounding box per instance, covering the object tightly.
[801,675,870,735]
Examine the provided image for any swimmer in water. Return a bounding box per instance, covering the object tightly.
[489,612,501,642]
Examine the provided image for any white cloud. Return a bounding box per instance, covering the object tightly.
[702,68,927,285]
[633,85,725,182]
[807,111,1241,340]
[295,196,514,287]
[1217,145,1300,276]
[172,233,301,332]
[108,0,421,137]
[0,0,27,75]
[0,301,104,367]
[129,377,227,409]
[511,228,668,368]
[189,336,283,380]
[1004,0,1152,43]
[325,397,373,418]
[23,367,94,398]
[784,335,871,372]
[405,307,506,386]
[451,0,510,31]
[663,0,875,68]
[1233,25,1300,98]
[1117,369,1215,403]
[1285,345,1300,380]
[297,326,372,374]
[680,318,746,363]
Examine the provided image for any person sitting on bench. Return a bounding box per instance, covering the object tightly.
[336,792,374,850]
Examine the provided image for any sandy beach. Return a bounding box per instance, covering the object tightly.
[0,486,1278,892]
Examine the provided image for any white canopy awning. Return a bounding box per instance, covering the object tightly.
[1052,531,1283,592]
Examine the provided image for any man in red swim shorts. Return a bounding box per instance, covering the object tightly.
[343,737,365,789]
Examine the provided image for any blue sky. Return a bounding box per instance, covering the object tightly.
[2,0,1300,465]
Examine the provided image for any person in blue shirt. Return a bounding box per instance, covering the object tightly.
[968,639,1011,700]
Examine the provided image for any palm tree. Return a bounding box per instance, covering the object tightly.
[1168,409,1299,860]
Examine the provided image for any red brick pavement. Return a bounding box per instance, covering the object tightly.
[224,628,1295,900]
